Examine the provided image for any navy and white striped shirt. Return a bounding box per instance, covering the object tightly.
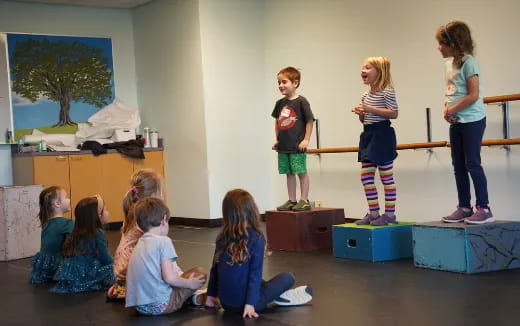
[361,88,398,125]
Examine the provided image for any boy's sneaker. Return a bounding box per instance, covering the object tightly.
[370,213,397,226]
[191,289,207,306]
[292,200,311,211]
[356,213,379,225]
[277,200,297,211]
[442,206,473,223]
[465,206,494,225]
[273,285,313,306]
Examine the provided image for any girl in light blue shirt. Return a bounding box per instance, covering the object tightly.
[436,21,493,225]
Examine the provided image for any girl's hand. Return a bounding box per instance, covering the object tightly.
[298,139,309,151]
[243,304,259,318]
[352,106,365,123]
[361,103,375,114]
[443,106,459,124]
[272,141,278,150]
[352,105,364,115]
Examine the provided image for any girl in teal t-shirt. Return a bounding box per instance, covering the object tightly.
[436,21,493,225]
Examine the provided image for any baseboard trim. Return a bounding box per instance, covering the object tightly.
[170,217,223,228]
[106,222,123,231]
[107,215,353,230]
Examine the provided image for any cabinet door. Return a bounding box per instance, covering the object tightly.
[133,151,164,175]
[101,153,134,223]
[69,154,103,218]
[33,155,71,218]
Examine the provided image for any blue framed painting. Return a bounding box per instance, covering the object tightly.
[6,33,115,140]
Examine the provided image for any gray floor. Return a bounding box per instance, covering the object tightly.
[2,224,520,326]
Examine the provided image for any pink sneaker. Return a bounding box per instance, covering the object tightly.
[465,206,494,225]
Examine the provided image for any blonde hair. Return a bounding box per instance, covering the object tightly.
[365,56,393,90]
[121,169,162,234]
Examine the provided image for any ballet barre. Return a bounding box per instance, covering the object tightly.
[307,138,520,154]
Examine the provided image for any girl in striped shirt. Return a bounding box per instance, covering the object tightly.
[352,56,399,226]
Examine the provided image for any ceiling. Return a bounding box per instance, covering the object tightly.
[8,0,154,9]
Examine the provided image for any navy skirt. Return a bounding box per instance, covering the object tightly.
[358,120,397,165]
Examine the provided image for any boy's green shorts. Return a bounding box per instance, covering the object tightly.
[278,152,307,174]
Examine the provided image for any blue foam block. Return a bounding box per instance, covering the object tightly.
[333,222,414,262]
[412,221,520,273]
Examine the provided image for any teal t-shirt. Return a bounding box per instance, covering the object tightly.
[445,54,486,123]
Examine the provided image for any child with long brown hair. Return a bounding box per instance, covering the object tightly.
[205,189,312,318]
[52,195,114,293]
[436,21,493,224]
[30,186,73,283]
[107,169,163,300]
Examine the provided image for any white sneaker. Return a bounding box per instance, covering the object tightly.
[191,288,207,306]
[273,285,313,306]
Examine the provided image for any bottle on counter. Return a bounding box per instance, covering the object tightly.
[38,138,47,152]
[17,139,24,153]
[150,131,159,148]
[143,127,151,148]
[6,128,13,144]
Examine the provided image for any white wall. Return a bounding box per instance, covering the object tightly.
[133,0,519,221]
[198,0,271,218]
[133,0,211,219]
[0,0,138,186]
[263,0,520,221]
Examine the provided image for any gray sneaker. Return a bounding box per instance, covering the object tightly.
[442,206,473,223]
[277,200,297,211]
[356,213,379,225]
[370,213,397,226]
[465,206,494,225]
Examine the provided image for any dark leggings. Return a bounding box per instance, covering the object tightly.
[449,118,489,208]
[254,272,295,311]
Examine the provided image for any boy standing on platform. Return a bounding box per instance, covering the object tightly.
[272,67,315,211]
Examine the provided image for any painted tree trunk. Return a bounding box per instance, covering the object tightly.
[55,96,75,127]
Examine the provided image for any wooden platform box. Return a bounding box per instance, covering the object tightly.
[266,208,345,251]
[0,185,43,261]
[412,221,520,274]
[333,222,414,262]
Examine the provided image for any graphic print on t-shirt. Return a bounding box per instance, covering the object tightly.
[278,105,298,130]
[447,70,459,96]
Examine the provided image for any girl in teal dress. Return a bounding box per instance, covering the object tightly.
[52,195,115,293]
[30,186,74,284]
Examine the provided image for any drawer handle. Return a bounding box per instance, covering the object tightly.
[70,156,82,161]
[317,227,328,233]
[56,156,67,161]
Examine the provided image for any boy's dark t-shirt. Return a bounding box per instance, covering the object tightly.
[271,96,314,153]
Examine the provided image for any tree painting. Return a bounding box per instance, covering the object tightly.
[7,34,115,133]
